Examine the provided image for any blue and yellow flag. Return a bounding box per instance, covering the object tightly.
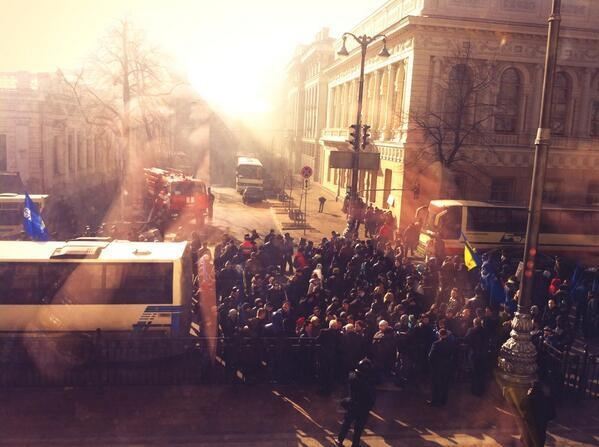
[462,232,481,271]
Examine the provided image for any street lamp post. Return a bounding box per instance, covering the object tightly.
[337,33,390,232]
[497,0,562,392]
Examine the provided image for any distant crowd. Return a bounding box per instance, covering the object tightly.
[190,224,599,407]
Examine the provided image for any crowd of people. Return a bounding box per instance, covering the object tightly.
[192,223,599,410]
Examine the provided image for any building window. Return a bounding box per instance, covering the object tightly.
[587,182,599,206]
[495,68,521,133]
[550,72,570,136]
[445,64,473,129]
[0,134,6,171]
[543,179,561,204]
[591,101,599,137]
[490,178,514,202]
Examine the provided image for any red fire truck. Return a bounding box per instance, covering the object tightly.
[144,168,210,227]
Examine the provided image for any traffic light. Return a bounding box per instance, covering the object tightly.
[362,125,371,150]
[348,124,360,147]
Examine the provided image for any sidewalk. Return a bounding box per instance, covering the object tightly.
[1,381,597,446]
[270,178,348,242]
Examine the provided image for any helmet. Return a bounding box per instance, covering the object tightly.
[356,358,373,374]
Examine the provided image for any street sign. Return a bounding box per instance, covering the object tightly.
[300,165,313,178]
[329,151,380,170]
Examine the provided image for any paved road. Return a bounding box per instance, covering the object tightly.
[1,380,597,446]
[206,186,279,242]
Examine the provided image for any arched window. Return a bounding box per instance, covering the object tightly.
[551,72,571,135]
[495,68,521,133]
[445,64,473,129]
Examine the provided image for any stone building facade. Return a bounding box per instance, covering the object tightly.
[284,28,335,182]
[0,72,122,234]
[283,0,599,228]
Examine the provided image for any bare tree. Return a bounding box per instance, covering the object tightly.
[409,43,500,197]
[60,19,185,164]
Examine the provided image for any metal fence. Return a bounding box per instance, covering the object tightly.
[2,334,596,395]
[0,334,476,387]
[538,342,599,399]
[0,335,208,386]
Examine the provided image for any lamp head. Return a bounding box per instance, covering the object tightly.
[337,36,349,56]
[378,40,391,58]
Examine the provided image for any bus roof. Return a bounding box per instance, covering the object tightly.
[0,193,48,203]
[0,240,188,262]
[429,199,599,212]
[237,157,263,167]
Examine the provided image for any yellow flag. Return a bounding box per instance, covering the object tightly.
[464,241,479,271]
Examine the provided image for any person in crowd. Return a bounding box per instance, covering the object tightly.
[520,381,556,447]
[207,187,215,219]
[337,358,377,447]
[427,328,456,406]
[464,317,488,396]
[402,220,421,257]
[318,196,327,213]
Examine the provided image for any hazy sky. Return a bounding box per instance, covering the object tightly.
[0,0,387,117]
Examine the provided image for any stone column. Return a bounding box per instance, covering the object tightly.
[383,64,398,140]
[350,79,358,123]
[371,69,382,133]
[326,86,335,129]
[393,61,407,139]
[578,68,592,137]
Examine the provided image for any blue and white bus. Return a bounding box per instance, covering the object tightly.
[0,239,193,335]
[236,157,263,193]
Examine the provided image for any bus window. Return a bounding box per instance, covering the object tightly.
[467,207,515,232]
[106,263,173,304]
[506,209,528,233]
[540,211,561,234]
[0,203,21,225]
[0,262,173,305]
[0,263,41,304]
[438,206,462,240]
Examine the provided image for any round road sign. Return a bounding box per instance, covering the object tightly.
[301,166,313,179]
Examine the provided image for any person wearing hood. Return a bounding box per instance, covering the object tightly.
[337,358,376,447]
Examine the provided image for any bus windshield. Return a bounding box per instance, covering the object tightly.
[237,165,262,179]
[0,262,173,305]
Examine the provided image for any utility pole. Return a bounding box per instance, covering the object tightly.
[498,0,562,393]
[337,33,390,235]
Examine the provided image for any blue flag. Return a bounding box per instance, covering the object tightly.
[23,193,49,241]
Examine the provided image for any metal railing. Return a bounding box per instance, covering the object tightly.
[538,341,599,399]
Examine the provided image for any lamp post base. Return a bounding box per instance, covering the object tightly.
[497,311,537,394]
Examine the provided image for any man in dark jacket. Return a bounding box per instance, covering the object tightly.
[520,381,556,447]
[337,358,376,447]
[427,328,456,406]
[465,317,488,396]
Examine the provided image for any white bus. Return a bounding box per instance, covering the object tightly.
[417,199,599,263]
[236,157,263,192]
[0,193,48,240]
[0,239,193,335]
